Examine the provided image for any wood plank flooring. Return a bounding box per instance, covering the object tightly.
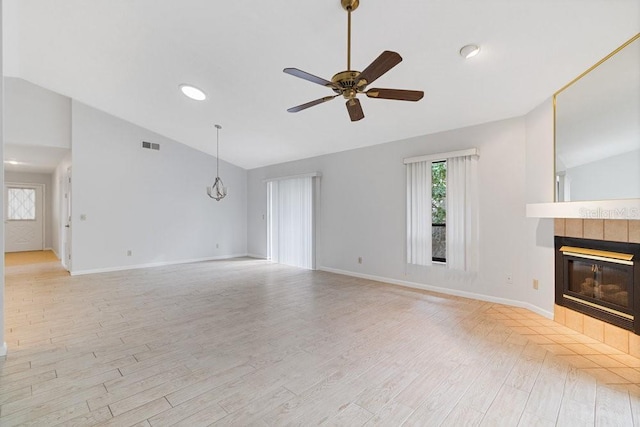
[4,250,59,267]
[2,257,640,426]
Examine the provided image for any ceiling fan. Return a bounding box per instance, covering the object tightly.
[284,0,424,122]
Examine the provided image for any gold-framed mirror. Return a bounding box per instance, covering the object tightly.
[554,33,640,202]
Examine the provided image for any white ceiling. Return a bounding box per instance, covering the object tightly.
[4,144,69,173]
[4,0,639,170]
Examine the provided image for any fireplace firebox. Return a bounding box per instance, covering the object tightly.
[555,236,640,333]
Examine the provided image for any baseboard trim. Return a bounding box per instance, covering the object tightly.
[70,253,249,276]
[247,253,267,259]
[319,266,553,319]
[47,247,60,259]
[0,342,7,358]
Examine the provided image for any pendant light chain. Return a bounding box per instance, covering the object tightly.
[216,125,220,178]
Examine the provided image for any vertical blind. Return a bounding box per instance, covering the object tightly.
[446,155,479,272]
[406,161,432,266]
[267,176,314,269]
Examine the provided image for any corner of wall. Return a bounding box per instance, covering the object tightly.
[523,97,556,315]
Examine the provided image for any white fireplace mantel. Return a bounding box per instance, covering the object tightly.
[526,199,640,219]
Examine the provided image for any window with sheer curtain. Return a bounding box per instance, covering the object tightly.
[266,175,316,269]
[405,149,479,272]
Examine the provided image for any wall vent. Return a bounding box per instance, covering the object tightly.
[142,141,160,151]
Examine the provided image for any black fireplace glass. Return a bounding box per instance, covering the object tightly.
[567,258,630,308]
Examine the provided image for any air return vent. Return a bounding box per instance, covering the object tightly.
[142,141,160,151]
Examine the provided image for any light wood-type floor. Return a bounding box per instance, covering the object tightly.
[2,258,640,426]
[5,250,59,267]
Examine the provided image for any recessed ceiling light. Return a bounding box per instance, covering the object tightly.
[179,84,207,101]
[459,44,480,59]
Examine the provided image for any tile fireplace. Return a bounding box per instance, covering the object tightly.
[555,236,640,333]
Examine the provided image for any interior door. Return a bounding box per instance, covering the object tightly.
[4,184,45,252]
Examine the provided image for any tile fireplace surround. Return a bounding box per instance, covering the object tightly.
[555,219,640,244]
[554,218,640,358]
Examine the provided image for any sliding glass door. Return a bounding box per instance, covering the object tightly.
[267,176,315,269]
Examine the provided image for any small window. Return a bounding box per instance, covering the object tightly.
[7,188,36,220]
[432,161,446,262]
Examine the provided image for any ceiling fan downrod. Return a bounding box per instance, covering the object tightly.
[342,0,359,71]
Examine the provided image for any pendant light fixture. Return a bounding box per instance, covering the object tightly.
[207,124,227,201]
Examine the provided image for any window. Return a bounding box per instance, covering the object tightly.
[406,149,479,271]
[7,188,36,220]
[431,161,446,262]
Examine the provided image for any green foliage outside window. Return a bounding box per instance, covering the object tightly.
[432,161,446,224]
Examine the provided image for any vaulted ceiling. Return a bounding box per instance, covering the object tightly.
[4,0,639,169]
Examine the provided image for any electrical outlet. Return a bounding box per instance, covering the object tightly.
[127,250,132,256]
[358,257,363,264]
[533,279,539,290]
[506,274,513,285]
[216,243,219,249]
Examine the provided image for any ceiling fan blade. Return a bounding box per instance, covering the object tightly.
[366,88,424,102]
[287,95,338,113]
[356,51,402,88]
[283,68,337,88]
[346,98,364,122]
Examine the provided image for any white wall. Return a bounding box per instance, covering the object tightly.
[4,171,54,249]
[0,0,6,357]
[4,77,71,148]
[70,101,247,274]
[52,153,71,259]
[247,117,556,316]
[524,98,556,313]
[566,149,640,201]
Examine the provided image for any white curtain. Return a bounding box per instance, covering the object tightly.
[406,161,432,266]
[267,176,314,269]
[446,155,479,271]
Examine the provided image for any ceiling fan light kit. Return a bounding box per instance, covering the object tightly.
[284,0,424,122]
